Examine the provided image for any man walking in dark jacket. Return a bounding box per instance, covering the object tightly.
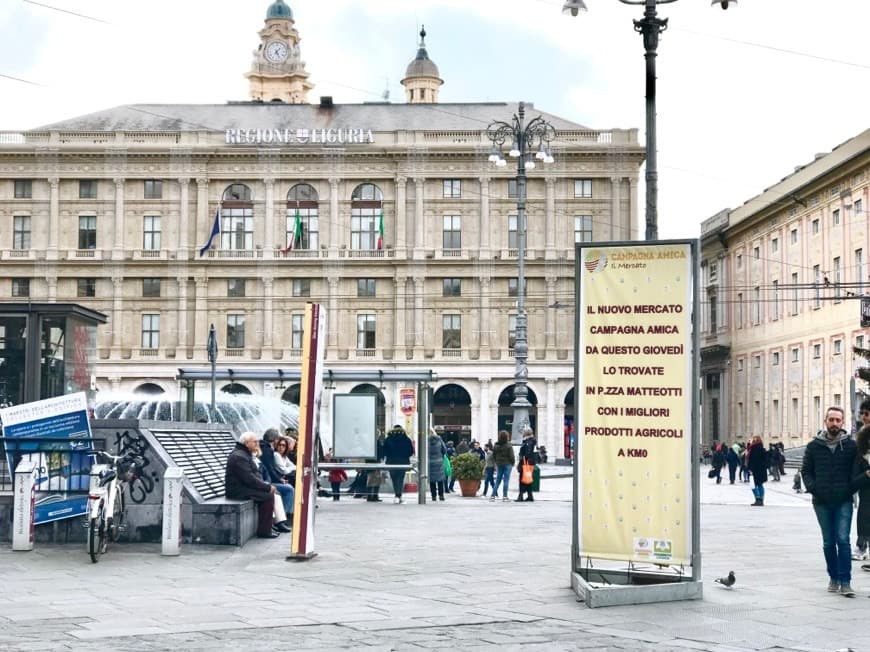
[225,432,279,539]
[801,406,857,596]
[383,424,414,504]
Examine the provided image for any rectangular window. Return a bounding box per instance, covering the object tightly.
[286,208,319,250]
[813,265,821,309]
[79,180,97,199]
[834,339,842,355]
[227,279,245,297]
[14,180,32,199]
[791,347,799,362]
[357,279,376,297]
[574,215,593,243]
[813,396,821,427]
[13,215,30,250]
[291,314,304,350]
[858,335,865,349]
[737,254,743,269]
[772,280,780,320]
[11,278,29,297]
[350,209,379,250]
[771,237,779,253]
[752,286,761,325]
[442,314,461,350]
[508,179,517,198]
[753,355,761,368]
[221,207,254,250]
[442,215,461,250]
[508,215,518,250]
[791,398,799,434]
[508,315,517,350]
[142,278,161,298]
[772,399,780,435]
[292,279,311,297]
[753,246,760,259]
[78,215,97,249]
[790,228,798,244]
[834,392,842,407]
[773,351,780,365]
[856,199,864,222]
[791,272,799,315]
[737,359,744,372]
[357,314,376,350]
[812,218,820,234]
[443,179,461,198]
[143,179,162,199]
[832,208,840,226]
[709,295,717,331]
[736,292,743,328]
[813,343,821,358]
[227,314,245,349]
[143,215,161,250]
[856,249,864,291]
[833,257,841,303]
[443,278,461,297]
[574,179,592,198]
[709,261,718,282]
[141,314,160,349]
[77,278,96,298]
[508,278,527,297]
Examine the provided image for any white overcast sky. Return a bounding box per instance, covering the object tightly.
[1,0,868,239]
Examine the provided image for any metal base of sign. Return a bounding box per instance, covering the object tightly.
[571,570,702,608]
[286,552,318,562]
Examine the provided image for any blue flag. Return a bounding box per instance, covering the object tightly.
[199,206,220,256]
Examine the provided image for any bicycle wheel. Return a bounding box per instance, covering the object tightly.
[109,489,125,542]
[88,500,105,563]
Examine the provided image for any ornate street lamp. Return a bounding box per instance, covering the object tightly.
[207,323,218,416]
[563,0,736,241]
[487,102,555,443]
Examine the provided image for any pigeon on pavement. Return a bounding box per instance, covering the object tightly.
[714,571,736,588]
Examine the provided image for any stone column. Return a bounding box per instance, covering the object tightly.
[176,275,188,354]
[413,178,425,259]
[393,275,406,358]
[196,178,209,254]
[262,276,274,351]
[479,176,490,259]
[194,277,209,360]
[395,176,407,256]
[263,177,275,258]
[327,276,340,348]
[47,177,59,260]
[177,178,190,259]
[629,178,639,240]
[413,276,424,353]
[545,275,557,350]
[544,378,557,458]
[610,177,621,240]
[46,274,57,302]
[112,178,125,260]
[329,178,339,255]
[478,377,491,443]
[111,276,124,351]
[555,402,566,459]
[545,177,556,259]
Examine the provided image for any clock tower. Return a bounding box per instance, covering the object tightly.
[245,0,314,104]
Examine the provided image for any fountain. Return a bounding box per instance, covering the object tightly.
[94,391,299,435]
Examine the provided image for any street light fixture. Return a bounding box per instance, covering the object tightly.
[563,0,735,241]
[486,101,555,443]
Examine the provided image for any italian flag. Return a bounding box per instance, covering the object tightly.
[376,211,384,250]
[282,210,303,253]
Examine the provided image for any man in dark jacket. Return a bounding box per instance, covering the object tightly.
[801,406,857,596]
[225,431,278,539]
[383,424,414,504]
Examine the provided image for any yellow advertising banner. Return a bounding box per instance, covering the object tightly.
[577,242,694,565]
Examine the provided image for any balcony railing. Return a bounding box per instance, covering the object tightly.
[278,249,319,259]
[355,348,376,357]
[206,249,261,259]
[138,348,159,357]
[341,248,394,259]
[225,348,245,357]
[441,348,462,358]
[3,249,34,260]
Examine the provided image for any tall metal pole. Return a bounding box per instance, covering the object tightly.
[512,102,531,445]
[207,323,217,418]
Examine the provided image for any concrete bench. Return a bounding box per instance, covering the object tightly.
[190,496,258,546]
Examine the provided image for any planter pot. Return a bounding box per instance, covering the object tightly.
[458,479,480,497]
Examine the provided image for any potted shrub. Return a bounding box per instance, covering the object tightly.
[451,452,484,497]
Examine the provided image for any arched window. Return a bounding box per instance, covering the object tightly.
[350,183,383,250]
[134,382,165,395]
[285,183,319,250]
[221,184,254,250]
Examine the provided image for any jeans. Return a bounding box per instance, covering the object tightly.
[273,482,294,516]
[752,482,765,500]
[482,467,495,496]
[493,464,511,498]
[813,500,853,584]
[389,469,406,498]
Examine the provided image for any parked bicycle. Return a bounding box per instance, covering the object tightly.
[85,448,144,563]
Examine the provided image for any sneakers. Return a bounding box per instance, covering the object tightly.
[840,584,856,597]
[502,496,509,502]
[489,496,496,502]
[852,548,868,561]
[828,580,840,593]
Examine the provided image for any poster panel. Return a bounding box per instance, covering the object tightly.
[332,394,377,459]
[0,392,94,524]
[577,242,694,565]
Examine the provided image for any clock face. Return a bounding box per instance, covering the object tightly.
[265,41,289,63]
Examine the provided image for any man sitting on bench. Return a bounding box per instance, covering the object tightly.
[225,432,279,539]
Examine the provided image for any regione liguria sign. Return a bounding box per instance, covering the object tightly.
[575,241,698,570]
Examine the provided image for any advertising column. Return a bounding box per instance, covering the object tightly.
[575,241,696,568]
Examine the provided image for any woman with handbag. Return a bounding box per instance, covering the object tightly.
[427,428,449,502]
[516,427,538,502]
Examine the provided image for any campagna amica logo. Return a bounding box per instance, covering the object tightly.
[584,250,607,273]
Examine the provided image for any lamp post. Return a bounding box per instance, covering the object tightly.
[487,102,555,443]
[207,323,217,417]
[563,0,736,241]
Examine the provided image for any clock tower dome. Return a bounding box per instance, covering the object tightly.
[245,0,314,104]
